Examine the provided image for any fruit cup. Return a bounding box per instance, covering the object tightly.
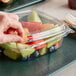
[0,10,72,61]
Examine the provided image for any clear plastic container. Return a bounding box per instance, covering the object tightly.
[64,14,76,38]
[0,10,73,60]
[16,10,72,41]
[16,10,73,40]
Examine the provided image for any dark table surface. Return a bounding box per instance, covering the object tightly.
[0,37,76,76]
[0,0,44,12]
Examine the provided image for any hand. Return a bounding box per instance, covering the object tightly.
[0,11,24,44]
[0,0,10,3]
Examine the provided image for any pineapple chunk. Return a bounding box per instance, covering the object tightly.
[39,48,47,55]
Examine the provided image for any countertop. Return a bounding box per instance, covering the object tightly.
[15,0,76,20]
[0,37,76,76]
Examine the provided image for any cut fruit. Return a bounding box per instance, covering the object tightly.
[46,37,61,48]
[33,51,39,57]
[3,43,21,60]
[17,43,35,57]
[27,11,42,22]
[39,48,47,55]
[48,45,57,53]
[40,24,55,31]
[26,39,46,50]
[4,49,20,60]
[23,28,30,42]
[21,21,42,33]
[21,21,55,34]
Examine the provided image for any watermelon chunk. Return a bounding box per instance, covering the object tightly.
[21,21,54,33]
[21,21,42,33]
[26,39,46,50]
[21,21,54,49]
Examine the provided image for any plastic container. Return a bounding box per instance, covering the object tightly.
[68,25,76,38]
[0,10,73,61]
[16,10,73,40]
[64,14,76,38]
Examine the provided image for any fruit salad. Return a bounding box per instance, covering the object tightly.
[0,10,72,61]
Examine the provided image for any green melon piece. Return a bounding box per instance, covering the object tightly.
[3,43,21,60]
[0,42,11,49]
[4,49,20,60]
[46,37,61,48]
[17,43,35,57]
[27,11,42,22]
[39,48,47,55]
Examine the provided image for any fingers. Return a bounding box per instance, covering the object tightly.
[16,24,25,38]
[0,11,25,41]
[0,0,10,3]
[0,11,6,15]
[9,22,24,38]
[0,13,9,32]
[8,14,24,37]
[0,34,23,44]
[7,13,19,21]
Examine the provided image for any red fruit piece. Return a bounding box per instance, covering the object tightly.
[21,21,54,33]
[26,39,46,50]
[40,24,55,31]
[21,21,42,33]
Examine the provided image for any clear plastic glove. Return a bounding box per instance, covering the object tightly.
[0,11,24,44]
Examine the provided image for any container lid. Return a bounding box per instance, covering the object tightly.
[15,10,74,42]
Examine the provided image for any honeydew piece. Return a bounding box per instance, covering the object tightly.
[46,37,61,48]
[17,43,35,57]
[27,11,42,22]
[4,49,20,60]
[3,43,20,60]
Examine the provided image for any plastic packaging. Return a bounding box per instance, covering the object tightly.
[64,14,76,38]
[16,10,73,42]
[0,10,73,60]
